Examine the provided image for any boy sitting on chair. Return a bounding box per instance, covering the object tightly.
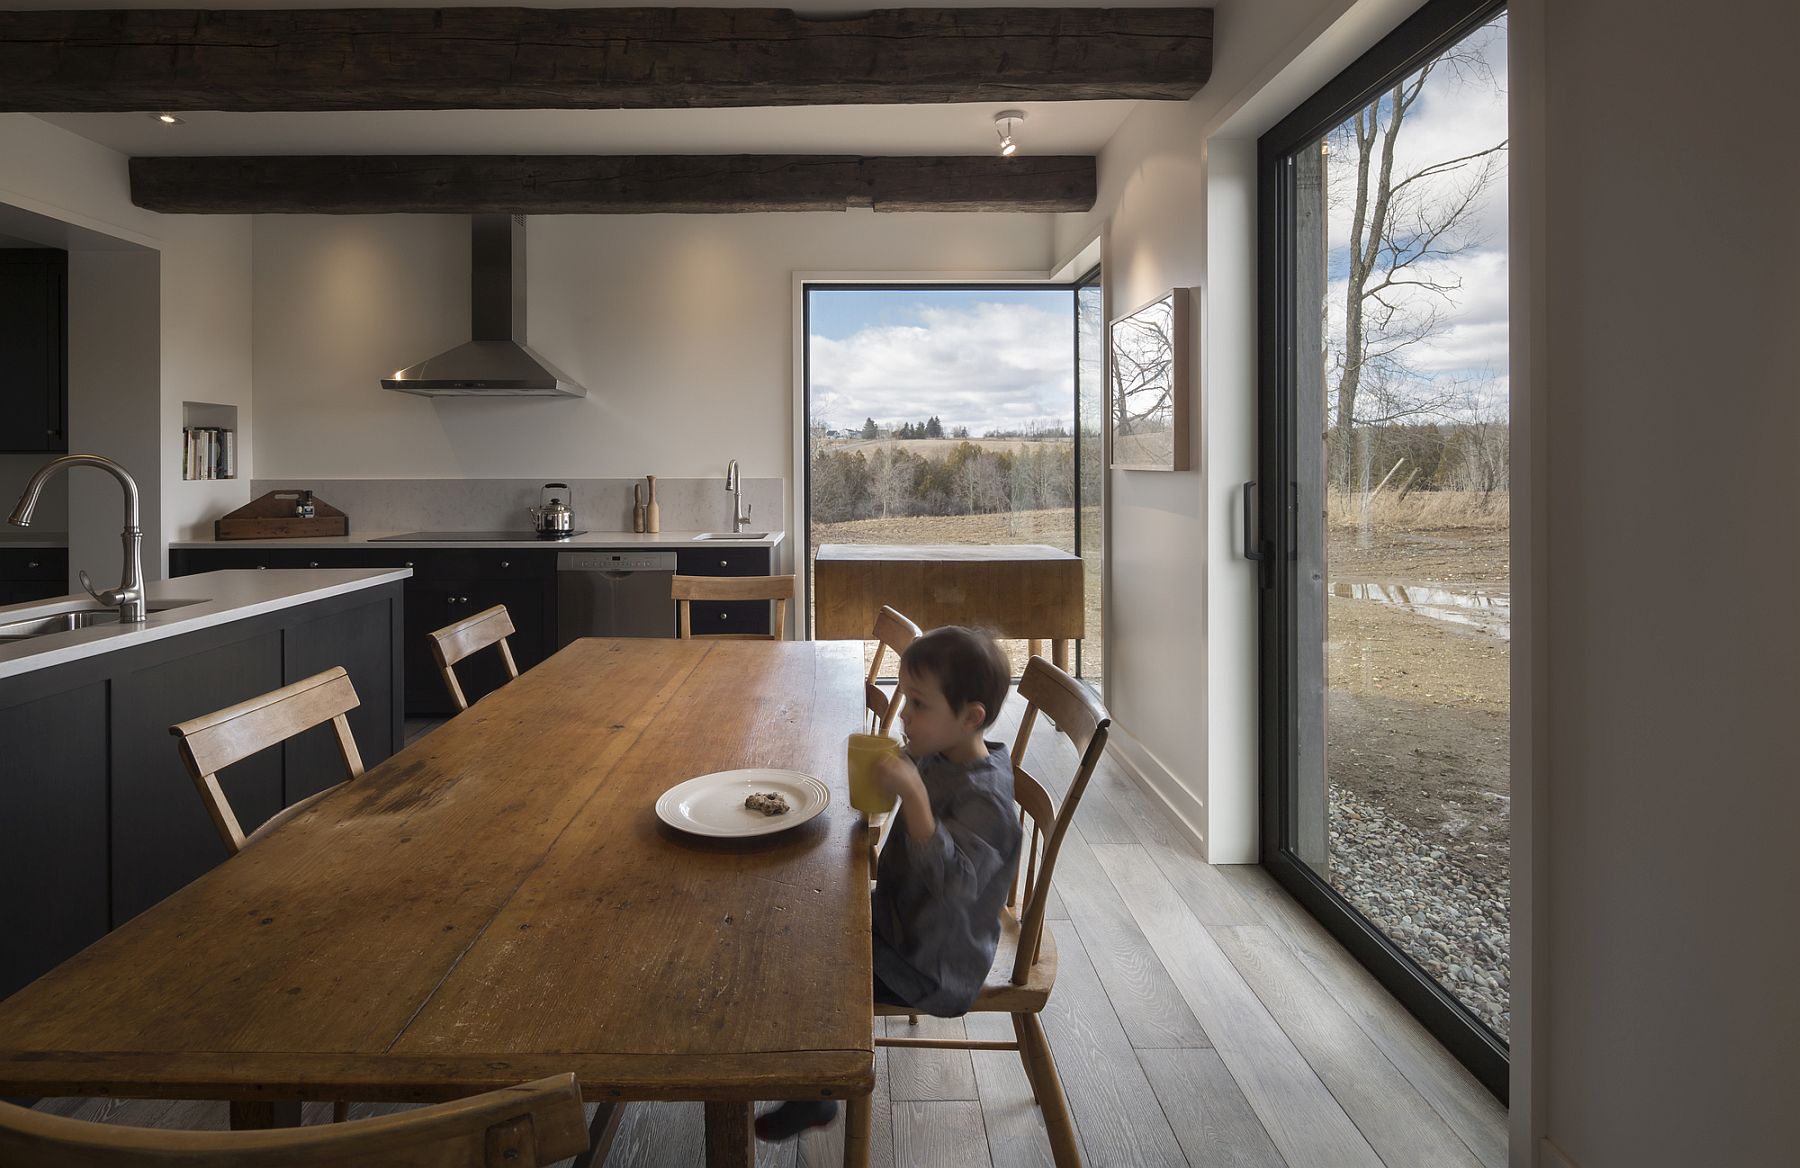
[757,625,1023,1141]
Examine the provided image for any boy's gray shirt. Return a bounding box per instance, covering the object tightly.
[871,741,1022,1016]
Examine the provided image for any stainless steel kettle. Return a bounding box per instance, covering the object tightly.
[530,482,576,537]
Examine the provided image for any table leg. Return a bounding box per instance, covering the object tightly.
[843,1091,872,1168]
[1051,639,1069,671]
[1028,638,1045,662]
[703,1101,753,1167]
[229,1100,303,1130]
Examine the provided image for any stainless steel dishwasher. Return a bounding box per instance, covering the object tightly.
[556,550,677,646]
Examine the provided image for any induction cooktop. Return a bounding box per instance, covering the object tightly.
[368,530,587,542]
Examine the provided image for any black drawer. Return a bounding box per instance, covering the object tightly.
[676,548,771,577]
[689,600,772,635]
[404,549,557,581]
[0,548,65,580]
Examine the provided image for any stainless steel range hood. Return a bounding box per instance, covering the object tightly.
[382,215,586,398]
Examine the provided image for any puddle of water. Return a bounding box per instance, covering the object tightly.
[1332,580,1511,639]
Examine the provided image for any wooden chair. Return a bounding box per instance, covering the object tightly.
[168,666,368,1126]
[426,604,520,712]
[874,655,1110,1168]
[671,574,796,640]
[864,604,923,736]
[0,1073,589,1167]
[170,666,366,857]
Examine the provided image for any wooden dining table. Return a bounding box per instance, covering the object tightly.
[0,637,875,1167]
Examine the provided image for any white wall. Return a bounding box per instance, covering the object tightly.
[250,210,1057,542]
[0,114,252,576]
[1063,0,1398,860]
[1516,0,1800,1163]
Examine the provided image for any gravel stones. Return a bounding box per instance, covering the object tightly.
[1329,787,1511,1040]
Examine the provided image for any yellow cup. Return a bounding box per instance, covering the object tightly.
[847,732,902,815]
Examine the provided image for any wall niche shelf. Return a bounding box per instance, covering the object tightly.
[181,401,237,481]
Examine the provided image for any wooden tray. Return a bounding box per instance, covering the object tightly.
[214,491,348,541]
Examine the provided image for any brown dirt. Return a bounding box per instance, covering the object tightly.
[1326,515,1511,887]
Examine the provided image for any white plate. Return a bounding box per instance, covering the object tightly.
[655,768,831,838]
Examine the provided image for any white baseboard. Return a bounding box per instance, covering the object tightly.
[1539,1138,1580,1168]
[1105,722,1211,858]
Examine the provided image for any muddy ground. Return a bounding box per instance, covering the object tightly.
[1326,524,1511,887]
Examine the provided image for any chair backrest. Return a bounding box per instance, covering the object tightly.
[427,603,520,712]
[671,574,796,640]
[0,1073,587,1167]
[1005,655,1111,985]
[169,666,364,854]
[865,604,924,735]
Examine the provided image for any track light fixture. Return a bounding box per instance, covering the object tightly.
[994,110,1026,157]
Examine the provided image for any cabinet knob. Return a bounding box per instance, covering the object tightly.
[719,559,728,568]
[719,612,728,620]
[500,560,510,568]
[26,561,38,569]
[404,561,414,568]
[308,560,319,568]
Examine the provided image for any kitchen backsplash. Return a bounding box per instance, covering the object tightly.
[249,477,784,534]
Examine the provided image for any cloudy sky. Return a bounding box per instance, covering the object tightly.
[809,288,1076,436]
[1324,13,1509,419]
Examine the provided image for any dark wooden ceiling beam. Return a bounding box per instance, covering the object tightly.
[128,154,1098,214]
[0,7,1213,112]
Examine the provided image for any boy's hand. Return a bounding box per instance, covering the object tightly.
[872,752,923,799]
[873,753,937,840]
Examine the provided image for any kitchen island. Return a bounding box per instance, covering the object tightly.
[169,531,786,715]
[0,568,407,1001]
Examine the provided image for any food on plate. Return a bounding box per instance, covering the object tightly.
[744,791,791,816]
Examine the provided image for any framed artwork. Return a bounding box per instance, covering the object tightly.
[1108,287,1192,471]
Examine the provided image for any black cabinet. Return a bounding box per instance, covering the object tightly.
[0,681,108,1001]
[676,547,777,636]
[0,582,403,999]
[0,250,68,453]
[0,548,67,605]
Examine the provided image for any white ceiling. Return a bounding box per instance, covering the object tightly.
[18,0,1182,158]
[37,101,1140,158]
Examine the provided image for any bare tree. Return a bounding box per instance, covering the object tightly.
[1328,26,1507,492]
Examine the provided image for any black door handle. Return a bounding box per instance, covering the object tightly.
[1243,481,1264,561]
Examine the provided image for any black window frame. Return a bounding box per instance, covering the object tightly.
[1255,0,1511,1100]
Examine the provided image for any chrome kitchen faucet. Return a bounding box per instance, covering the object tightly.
[725,459,753,534]
[8,454,146,622]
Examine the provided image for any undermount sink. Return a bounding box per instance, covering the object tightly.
[691,532,770,541]
[0,599,205,643]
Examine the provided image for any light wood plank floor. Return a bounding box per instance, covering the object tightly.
[36,693,1507,1168]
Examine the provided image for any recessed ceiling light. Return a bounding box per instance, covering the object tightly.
[994,110,1026,157]
[153,113,184,125]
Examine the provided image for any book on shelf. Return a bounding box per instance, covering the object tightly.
[182,426,236,481]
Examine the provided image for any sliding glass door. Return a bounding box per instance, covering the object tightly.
[1258,0,1510,1096]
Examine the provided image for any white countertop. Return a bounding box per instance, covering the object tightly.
[169,529,785,550]
[0,568,410,681]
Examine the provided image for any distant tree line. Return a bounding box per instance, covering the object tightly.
[812,439,1078,523]
[1334,421,1509,498]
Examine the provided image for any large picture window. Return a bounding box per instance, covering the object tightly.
[804,279,1103,681]
[1258,0,1510,1096]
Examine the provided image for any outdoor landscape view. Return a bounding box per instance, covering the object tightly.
[807,286,1103,679]
[1312,11,1511,1038]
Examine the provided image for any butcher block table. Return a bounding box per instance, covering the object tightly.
[813,543,1084,667]
[0,638,874,1168]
